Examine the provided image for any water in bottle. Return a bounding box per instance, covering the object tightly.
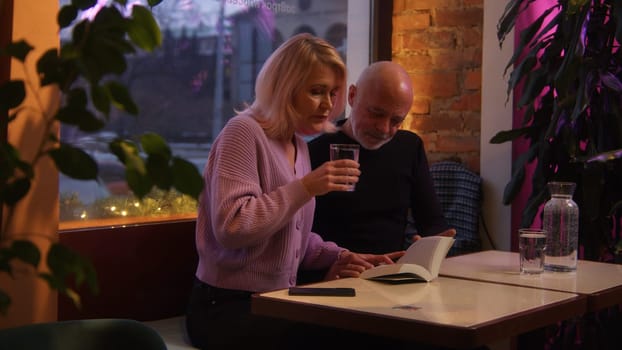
[543,182,579,272]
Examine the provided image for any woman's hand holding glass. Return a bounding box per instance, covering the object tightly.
[301,159,360,196]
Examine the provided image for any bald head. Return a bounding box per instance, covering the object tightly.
[344,61,414,150]
[355,61,414,104]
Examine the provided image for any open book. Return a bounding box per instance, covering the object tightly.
[360,236,455,283]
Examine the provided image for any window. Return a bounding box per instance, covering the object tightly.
[58,0,383,230]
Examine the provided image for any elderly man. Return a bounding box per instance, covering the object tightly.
[307,61,455,258]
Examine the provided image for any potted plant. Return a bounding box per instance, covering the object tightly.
[493,0,622,263]
[0,0,203,315]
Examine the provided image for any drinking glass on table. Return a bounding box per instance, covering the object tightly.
[329,144,360,191]
[519,228,547,275]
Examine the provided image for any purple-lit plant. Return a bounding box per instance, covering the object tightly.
[494,0,622,262]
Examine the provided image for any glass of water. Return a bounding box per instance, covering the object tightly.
[329,144,360,191]
[519,228,547,274]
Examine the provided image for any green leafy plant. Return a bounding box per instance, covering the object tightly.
[493,0,622,262]
[0,0,204,315]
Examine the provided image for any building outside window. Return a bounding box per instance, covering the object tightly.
[58,0,371,230]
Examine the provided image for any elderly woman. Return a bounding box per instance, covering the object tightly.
[185,33,400,349]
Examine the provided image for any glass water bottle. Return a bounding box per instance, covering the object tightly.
[543,182,579,272]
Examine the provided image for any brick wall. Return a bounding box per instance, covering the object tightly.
[392,0,483,172]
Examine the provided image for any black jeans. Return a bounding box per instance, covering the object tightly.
[185,278,294,349]
[184,279,392,349]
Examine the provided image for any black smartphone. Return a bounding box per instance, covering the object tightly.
[288,287,356,297]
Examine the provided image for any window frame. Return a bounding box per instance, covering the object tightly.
[0,0,13,232]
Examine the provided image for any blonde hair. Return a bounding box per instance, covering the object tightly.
[246,33,346,140]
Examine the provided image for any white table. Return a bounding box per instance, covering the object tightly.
[252,276,585,349]
[440,250,622,311]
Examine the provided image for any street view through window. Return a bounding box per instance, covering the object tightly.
[59,0,349,228]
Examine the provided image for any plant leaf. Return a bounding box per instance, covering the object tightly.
[574,148,622,163]
[517,68,548,108]
[1,166,33,197]
[36,48,70,87]
[601,72,622,92]
[109,139,140,164]
[146,154,173,190]
[50,243,98,293]
[127,5,162,52]
[503,166,525,205]
[9,240,41,268]
[74,7,133,82]
[111,140,143,169]
[497,0,521,45]
[67,87,88,108]
[1,40,34,62]
[90,84,111,116]
[503,141,539,205]
[490,126,531,144]
[171,157,203,200]
[521,186,548,227]
[126,166,153,199]
[45,243,99,304]
[105,81,138,115]
[507,54,537,96]
[0,143,33,180]
[55,107,105,132]
[57,4,78,28]
[142,132,174,190]
[54,88,105,131]
[518,6,553,51]
[141,132,171,159]
[48,143,99,180]
[1,178,32,205]
[110,140,153,198]
[0,80,26,112]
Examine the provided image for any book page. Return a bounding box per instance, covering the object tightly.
[360,236,454,282]
[397,236,454,278]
